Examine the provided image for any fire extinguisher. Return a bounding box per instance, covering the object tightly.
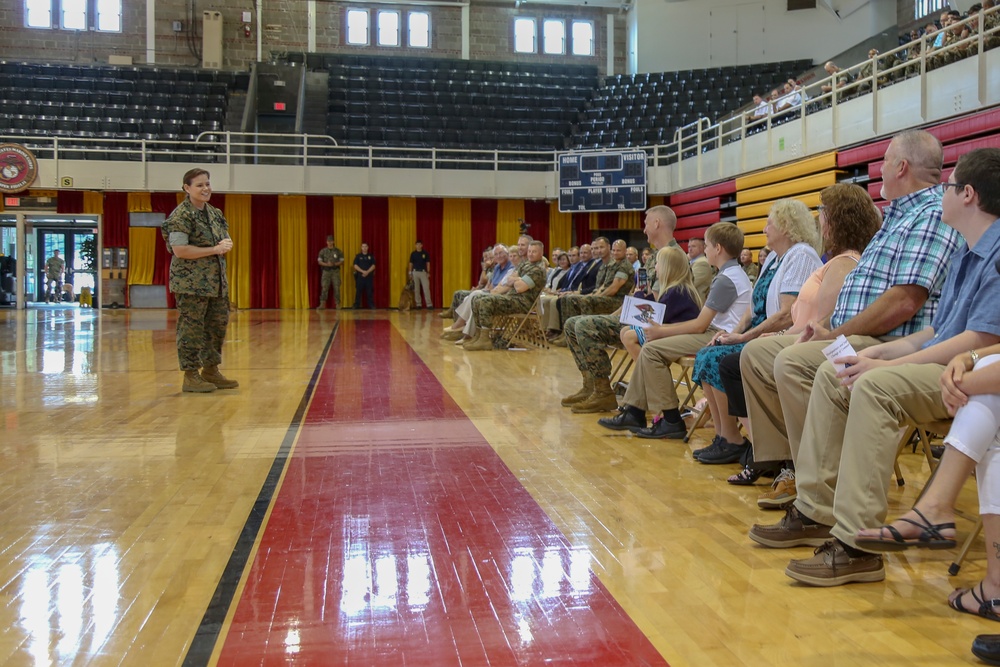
[243,23,252,38]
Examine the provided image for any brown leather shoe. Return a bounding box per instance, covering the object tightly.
[785,539,885,586]
[758,469,797,509]
[748,505,832,548]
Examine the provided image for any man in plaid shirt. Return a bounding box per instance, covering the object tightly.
[740,129,961,498]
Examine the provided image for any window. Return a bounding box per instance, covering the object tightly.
[571,20,594,56]
[914,0,948,20]
[542,19,565,55]
[377,10,399,46]
[25,0,51,27]
[96,0,121,32]
[514,17,536,53]
[408,11,430,48]
[346,9,369,45]
[61,0,86,30]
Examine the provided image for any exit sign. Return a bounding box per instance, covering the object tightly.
[4,197,19,207]
[274,102,286,111]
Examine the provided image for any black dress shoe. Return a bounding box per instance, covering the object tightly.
[973,635,1000,665]
[696,437,750,464]
[598,408,646,432]
[634,418,686,439]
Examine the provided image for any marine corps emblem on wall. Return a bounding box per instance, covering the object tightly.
[0,144,39,194]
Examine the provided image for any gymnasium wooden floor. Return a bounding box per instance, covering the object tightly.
[0,307,991,666]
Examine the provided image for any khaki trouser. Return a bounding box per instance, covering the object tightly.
[539,294,561,330]
[794,361,949,549]
[740,335,883,463]
[622,331,716,413]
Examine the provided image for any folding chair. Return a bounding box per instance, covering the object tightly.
[494,294,548,350]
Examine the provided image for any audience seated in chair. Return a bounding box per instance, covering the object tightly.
[686,237,715,303]
[441,244,515,342]
[739,130,961,516]
[551,238,634,346]
[597,221,752,439]
[561,206,681,414]
[748,147,1000,588]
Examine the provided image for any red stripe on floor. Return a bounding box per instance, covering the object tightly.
[216,320,668,666]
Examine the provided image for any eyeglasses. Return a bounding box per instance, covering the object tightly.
[816,205,826,213]
[941,181,967,191]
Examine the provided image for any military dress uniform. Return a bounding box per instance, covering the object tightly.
[464,259,546,351]
[44,255,65,302]
[318,245,345,308]
[162,198,237,392]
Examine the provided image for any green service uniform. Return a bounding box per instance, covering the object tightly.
[318,246,344,307]
[162,199,231,372]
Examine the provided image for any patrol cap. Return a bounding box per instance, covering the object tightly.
[327,235,334,241]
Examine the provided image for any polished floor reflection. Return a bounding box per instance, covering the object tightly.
[0,307,990,666]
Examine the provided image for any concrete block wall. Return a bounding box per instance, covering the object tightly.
[0,0,625,74]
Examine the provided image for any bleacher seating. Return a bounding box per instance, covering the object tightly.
[314,53,598,151]
[570,59,812,149]
[0,61,248,160]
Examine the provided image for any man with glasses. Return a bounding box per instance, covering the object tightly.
[749,148,1000,587]
[740,129,960,515]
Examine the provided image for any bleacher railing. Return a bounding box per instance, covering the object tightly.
[0,4,996,182]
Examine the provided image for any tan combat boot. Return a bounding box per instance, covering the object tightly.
[183,370,217,393]
[463,329,494,351]
[572,378,620,413]
[561,374,595,407]
[201,365,240,389]
[441,329,465,341]
[438,308,453,319]
[551,333,568,347]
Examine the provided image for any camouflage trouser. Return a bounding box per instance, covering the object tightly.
[565,314,623,379]
[320,270,341,307]
[558,295,622,328]
[175,293,230,371]
[450,289,472,312]
[471,294,527,329]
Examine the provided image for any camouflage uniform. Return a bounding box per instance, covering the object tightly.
[162,199,231,372]
[44,255,65,301]
[558,257,634,326]
[450,289,474,313]
[565,252,656,379]
[470,259,546,328]
[318,245,345,307]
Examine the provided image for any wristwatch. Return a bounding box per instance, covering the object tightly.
[970,349,980,366]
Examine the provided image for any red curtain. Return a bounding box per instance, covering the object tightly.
[306,196,333,308]
[150,192,179,215]
[362,197,390,308]
[573,213,591,247]
[57,191,83,213]
[103,192,128,247]
[470,199,497,286]
[598,212,618,229]
[415,198,443,308]
[251,194,280,308]
[523,200,550,253]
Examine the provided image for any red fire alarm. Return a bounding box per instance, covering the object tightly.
[274,102,286,111]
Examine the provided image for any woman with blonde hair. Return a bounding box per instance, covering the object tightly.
[691,200,823,466]
[620,245,702,360]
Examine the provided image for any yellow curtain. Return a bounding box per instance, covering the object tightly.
[223,194,252,309]
[442,198,472,301]
[178,192,187,205]
[619,211,642,230]
[127,192,151,213]
[549,201,572,251]
[496,200,525,246]
[126,228,156,285]
[589,212,600,230]
[648,196,666,207]
[82,192,103,215]
[333,197,362,307]
[388,197,417,308]
[277,196,310,309]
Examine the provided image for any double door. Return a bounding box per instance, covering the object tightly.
[35,229,97,303]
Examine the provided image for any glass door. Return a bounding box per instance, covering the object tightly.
[35,229,96,303]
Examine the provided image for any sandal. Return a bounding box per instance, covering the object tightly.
[855,508,956,552]
[727,463,781,486]
[949,582,1000,622]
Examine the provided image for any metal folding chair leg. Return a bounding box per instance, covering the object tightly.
[950,517,983,576]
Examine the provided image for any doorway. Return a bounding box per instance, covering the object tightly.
[35,228,97,303]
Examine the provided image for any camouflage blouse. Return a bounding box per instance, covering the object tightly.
[162,198,230,297]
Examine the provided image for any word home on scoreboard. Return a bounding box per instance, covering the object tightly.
[558,151,647,213]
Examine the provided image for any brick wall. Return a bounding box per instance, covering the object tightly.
[0,0,624,74]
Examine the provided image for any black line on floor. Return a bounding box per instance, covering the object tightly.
[182,321,340,667]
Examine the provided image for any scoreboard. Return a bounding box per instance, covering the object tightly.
[558,151,647,213]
